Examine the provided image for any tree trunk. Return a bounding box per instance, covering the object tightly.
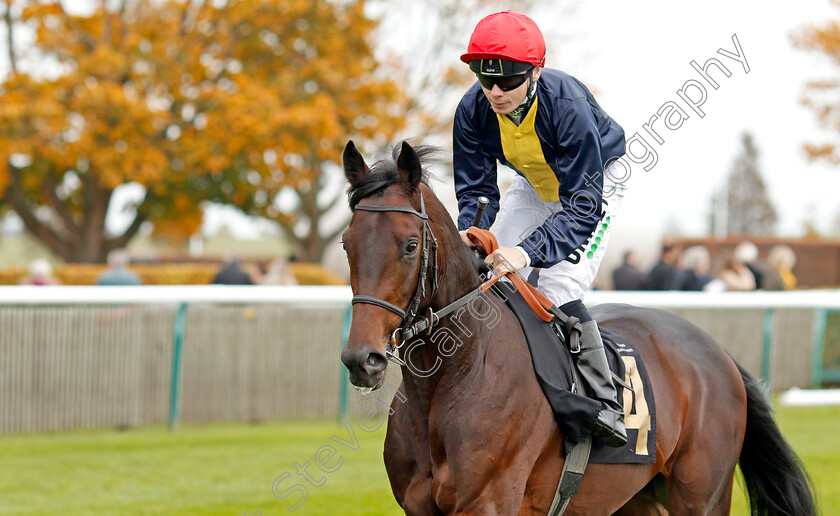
[286,170,349,263]
[75,171,111,262]
[5,167,145,263]
[6,171,74,261]
[298,183,325,262]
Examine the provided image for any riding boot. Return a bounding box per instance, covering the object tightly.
[559,300,627,447]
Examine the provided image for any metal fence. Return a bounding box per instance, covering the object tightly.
[0,287,349,435]
[0,286,838,435]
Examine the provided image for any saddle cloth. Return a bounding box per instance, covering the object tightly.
[489,280,656,464]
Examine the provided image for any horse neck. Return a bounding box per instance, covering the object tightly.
[399,192,492,405]
[429,214,482,311]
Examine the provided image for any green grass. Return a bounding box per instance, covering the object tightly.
[1,405,838,515]
[730,404,840,515]
[0,419,402,516]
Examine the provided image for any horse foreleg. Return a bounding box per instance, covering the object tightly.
[384,386,442,516]
[447,486,528,516]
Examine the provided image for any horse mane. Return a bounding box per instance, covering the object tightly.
[347,143,440,210]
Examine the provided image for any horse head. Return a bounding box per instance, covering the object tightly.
[340,140,438,389]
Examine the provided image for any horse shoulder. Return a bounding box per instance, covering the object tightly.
[384,384,440,515]
[432,306,562,513]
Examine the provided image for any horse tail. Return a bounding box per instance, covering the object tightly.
[735,362,817,516]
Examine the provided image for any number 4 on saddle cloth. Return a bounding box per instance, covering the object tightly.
[490,278,656,464]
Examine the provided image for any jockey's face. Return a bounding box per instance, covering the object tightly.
[480,66,541,115]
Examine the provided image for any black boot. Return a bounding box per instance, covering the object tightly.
[560,300,627,447]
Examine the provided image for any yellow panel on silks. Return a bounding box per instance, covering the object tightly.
[496,97,560,202]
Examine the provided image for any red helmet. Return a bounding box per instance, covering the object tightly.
[460,11,546,75]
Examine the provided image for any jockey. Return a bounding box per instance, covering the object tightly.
[454,10,628,447]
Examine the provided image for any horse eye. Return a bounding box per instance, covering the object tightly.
[405,241,419,254]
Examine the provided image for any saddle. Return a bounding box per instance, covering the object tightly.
[466,228,655,464]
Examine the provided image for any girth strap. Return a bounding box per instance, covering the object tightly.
[548,435,592,516]
[546,359,593,515]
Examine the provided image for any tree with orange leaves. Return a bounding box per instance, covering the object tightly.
[794,4,840,164]
[0,0,409,262]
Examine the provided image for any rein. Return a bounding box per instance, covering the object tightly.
[350,192,584,365]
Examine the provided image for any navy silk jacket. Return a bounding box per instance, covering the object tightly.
[454,68,626,268]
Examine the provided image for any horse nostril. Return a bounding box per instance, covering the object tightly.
[340,347,357,370]
[363,352,388,375]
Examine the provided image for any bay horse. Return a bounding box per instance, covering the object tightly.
[339,141,815,515]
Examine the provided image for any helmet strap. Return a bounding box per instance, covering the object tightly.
[506,69,537,123]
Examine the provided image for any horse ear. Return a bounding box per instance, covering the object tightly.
[396,141,422,189]
[343,140,369,184]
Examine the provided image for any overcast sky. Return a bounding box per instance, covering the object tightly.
[550,0,839,238]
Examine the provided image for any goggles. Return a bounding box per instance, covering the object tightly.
[475,69,532,92]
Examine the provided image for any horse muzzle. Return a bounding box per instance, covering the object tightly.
[341,345,388,389]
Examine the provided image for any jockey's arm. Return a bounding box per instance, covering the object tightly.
[516,98,607,269]
[453,99,501,231]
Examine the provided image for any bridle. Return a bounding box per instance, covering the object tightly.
[349,190,582,367]
[350,192,440,365]
[351,190,493,365]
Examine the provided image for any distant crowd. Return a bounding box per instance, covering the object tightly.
[612,241,798,292]
[210,255,298,286]
[18,251,299,287]
[18,241,798,292]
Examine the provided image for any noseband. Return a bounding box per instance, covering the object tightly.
[351,192,440,364]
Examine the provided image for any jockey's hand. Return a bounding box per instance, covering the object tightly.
[458,230,473,247]
[485,247,527,274]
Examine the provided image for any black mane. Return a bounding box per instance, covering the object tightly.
[347,143,440,210]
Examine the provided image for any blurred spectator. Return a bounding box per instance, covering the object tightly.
[97,249,142,286]
[760,261,785,291]
[213,255,253,285]
[648,243,682,290]
[716,255,756,291]
[243,262,265,284]
[766,245,797,291]
[612,251,648,290]
[260,257,298,286]
[733,241,769,290]
[20,259,61,285]
[676,246,711,291]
